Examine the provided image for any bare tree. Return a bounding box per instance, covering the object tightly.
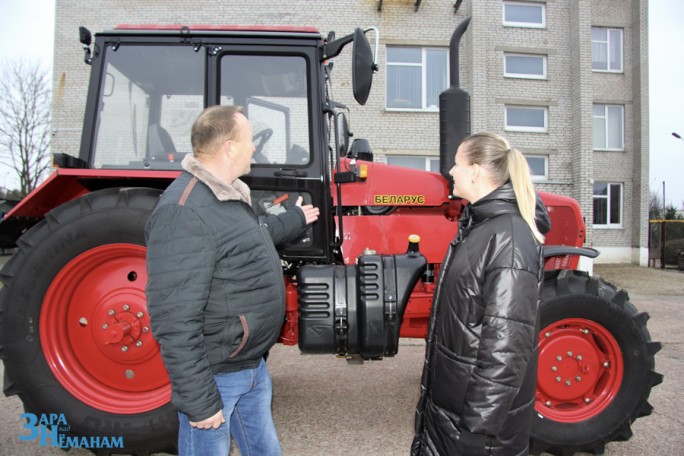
[0,59,51,196]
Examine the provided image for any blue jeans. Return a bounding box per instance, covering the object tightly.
[177,358,281,455]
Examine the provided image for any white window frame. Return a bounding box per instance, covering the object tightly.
[593,104,624,150]
[592,27,623,73]
[386,47,449,112]
[504,53,547,79]
[386,155,439,172]
[525,155,548,181]
[503,1,546,28]
[593,182,623,228]
[505,105,548,132]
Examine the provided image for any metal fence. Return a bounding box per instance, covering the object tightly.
[649,220,684,269]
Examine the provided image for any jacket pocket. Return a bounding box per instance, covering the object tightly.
[205,314,250,364]
[228,315,249,358]
[430,343,475,415]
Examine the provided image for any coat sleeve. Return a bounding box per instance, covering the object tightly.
[145,203,223,422]
[259,206,307,246]
[460,265,539,438]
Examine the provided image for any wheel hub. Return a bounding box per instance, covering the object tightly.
[90,298,155,363]
[538,332,602,401]
[536,318,623,422]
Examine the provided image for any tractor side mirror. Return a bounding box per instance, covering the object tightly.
[352,28,378,106]
[79,26,92,46]
[335,112,350,156]
[79,26,94,65]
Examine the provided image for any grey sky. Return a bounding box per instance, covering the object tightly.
[0,0,681,208]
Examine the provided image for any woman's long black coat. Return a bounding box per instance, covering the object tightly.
[412,182,551,456]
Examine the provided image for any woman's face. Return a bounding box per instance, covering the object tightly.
[449,143,474,200]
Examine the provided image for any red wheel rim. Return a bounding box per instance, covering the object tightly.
[535,318,623,422]
[40,244,171,414]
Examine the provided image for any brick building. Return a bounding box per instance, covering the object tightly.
[51,0,649,264]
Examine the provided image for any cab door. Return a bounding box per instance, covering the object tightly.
[210,43,332,263]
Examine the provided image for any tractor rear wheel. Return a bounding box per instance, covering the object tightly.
[531,270,663,455]
[0,188,177,455]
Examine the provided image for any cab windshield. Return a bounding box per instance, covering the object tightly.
[91,44,311,170]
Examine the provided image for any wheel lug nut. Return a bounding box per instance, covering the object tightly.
[576,376,582,381]
[585,398,592,403]
[137,312,144,318]
[603,361,610,368]
[121,346,128,352]
[577,355,583,361]
[556,355,562,361]
[108,309,115,316]
[565,380,572,386]
[142,326,149,333]
[544,332,551,337]
[555,376,561,382]
[567,351,573,357]
[551,366,558,372]
[123,304,130,311]
[102,323,109,330]
[136,341,143,347]
[545,401,552,407]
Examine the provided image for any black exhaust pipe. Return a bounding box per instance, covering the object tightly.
[439,17,471,183]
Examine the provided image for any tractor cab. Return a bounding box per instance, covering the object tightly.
[60,24,377,263]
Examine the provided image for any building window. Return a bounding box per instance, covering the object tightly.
[592,27,623,72]
[386,47,448,110]
[593,104,624,150]
[386,155,439,172]
[505,105,548,132]
[504,53,547,79]
[503,1,546,28]
[525,155,548,181]
[593,182,623,227]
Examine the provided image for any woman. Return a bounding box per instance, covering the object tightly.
[412,132,551,455]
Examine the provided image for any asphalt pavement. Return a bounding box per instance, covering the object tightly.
[1,262,682,455]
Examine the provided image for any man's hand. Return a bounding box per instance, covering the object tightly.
[190,410,225,430]
[295,196,320,225]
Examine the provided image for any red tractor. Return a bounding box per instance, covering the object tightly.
[0,20,661,455]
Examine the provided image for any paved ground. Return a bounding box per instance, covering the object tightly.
[0,261,682,455]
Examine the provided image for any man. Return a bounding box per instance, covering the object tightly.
[145,105,319,455]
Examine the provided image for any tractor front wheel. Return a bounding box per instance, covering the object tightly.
[531,270,663,455]
[0,188,177,455]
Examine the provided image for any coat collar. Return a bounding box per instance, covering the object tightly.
[458,181,551,239]
[181,154,252,205]
[469,181,519,223]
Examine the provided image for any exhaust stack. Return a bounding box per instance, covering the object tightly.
[439,17,471,183]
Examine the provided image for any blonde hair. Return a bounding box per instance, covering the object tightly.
[191,105,244,156]
[460,132,545,243]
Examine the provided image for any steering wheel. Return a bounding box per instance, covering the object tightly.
[252,128,274,164]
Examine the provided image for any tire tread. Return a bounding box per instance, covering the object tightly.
[531,270,662,455]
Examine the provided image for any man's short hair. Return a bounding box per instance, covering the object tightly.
[191,105,244,156]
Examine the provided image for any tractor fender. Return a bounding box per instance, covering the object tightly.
[543,245,599,272]
[0,169,178,248]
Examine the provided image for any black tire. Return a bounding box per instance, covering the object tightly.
[0,188,178,455]
[530,270,663,455]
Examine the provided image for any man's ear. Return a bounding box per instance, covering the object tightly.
[223,139,236,159]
